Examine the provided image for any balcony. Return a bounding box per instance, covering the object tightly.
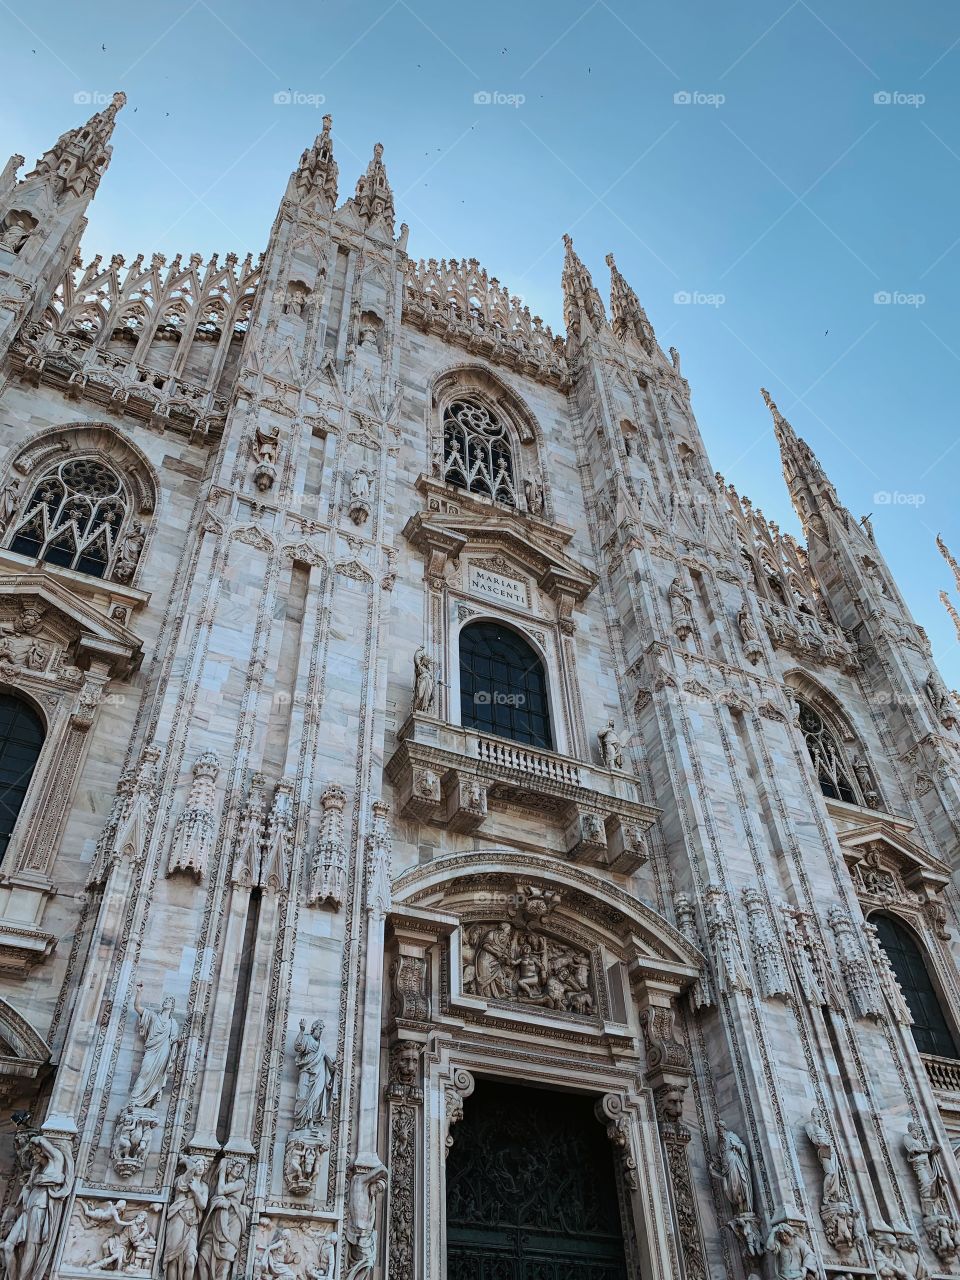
[386,713,658,873]
[922,1054,960,1095]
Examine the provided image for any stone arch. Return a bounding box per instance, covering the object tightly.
[393,847,703,982]
[784,668,879,808]
[428,362,551,517]
[0,996,51,1065]
[8,421,159,516]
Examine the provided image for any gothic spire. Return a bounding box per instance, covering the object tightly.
[761,387,844,541]
[353,141,395,233]
[605,252,655,354]
[24,91,125,202]
[561,234,606,339]
[937,534,960,595]
[294,113,338,209]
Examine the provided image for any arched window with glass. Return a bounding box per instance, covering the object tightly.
[0,693,45,863]
[871,913,957,1058]
[442,398,518,506]
[459,621,552,749]
[796,698,858,804]
[7,458,131,580]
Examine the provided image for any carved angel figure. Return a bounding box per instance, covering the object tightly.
[129,983,180,1110]
[293,1019,336,1130]
[80,1200,157,1273]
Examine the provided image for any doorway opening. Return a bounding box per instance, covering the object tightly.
[446,1077,629,1279]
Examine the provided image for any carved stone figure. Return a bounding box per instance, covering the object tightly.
[806,1108,843,1204]
[1,1134,74,1280]
[348,467,373,525]
[765,1220,818,1280]
[851,756,880,807]
[283,1137,324,1197]
[737,606,763,662]
[597,719,624,770]
[293,1018,336,1130]
[923,1211,960,1265]
[128,983,180,1109]
[711,1121,754,1216]
[0,213,34,254]
[668,576,695,640]
[163,1155,208,1280]
[111,1104,157,1179]
[308,1233,337,1280]
[113,521,145,582]
[904,1122,946,1212]
[0,478,20,531]
[926,670,956,728]
[345,1155,388,1280]
[252,426,280,491]
[412,646,436,713]
[257,1229,300,1280]
[80,1200,157,1273]
[523,474,544,514]
[197,1159,249,1280]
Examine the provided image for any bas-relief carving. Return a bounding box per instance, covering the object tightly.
[74,1200,160,1274]
[253,1221,337,1280]
[461,919,594,1015]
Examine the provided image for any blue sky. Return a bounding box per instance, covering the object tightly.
[3,1,960,681]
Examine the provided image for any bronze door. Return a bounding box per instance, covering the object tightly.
[446,1079,629,1280]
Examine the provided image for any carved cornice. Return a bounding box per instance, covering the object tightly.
[0,572,142,676]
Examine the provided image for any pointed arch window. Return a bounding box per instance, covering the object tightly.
[872,914,957,1058]
[7,458,129,580]
[459,621,552,749]
[796,698,857,804]
[442,399,517,506]
[0,694,44,863]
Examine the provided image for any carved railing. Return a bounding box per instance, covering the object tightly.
[475,735,581,786]
[922,1053,960,1094]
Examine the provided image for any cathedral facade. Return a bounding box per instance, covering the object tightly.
[0,92,959,1280]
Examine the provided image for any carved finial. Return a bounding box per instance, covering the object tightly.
[25,90,126,202]
[605,252,656,353]
[295,112,338,208]
[353,139,395,233]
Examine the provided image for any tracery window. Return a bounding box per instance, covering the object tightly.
[460,621,552,749]
[8,458,129,580]
[872,914,957,1058]
[0,694,44,863]
[442,398,517,506]
[796,698,857,804]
